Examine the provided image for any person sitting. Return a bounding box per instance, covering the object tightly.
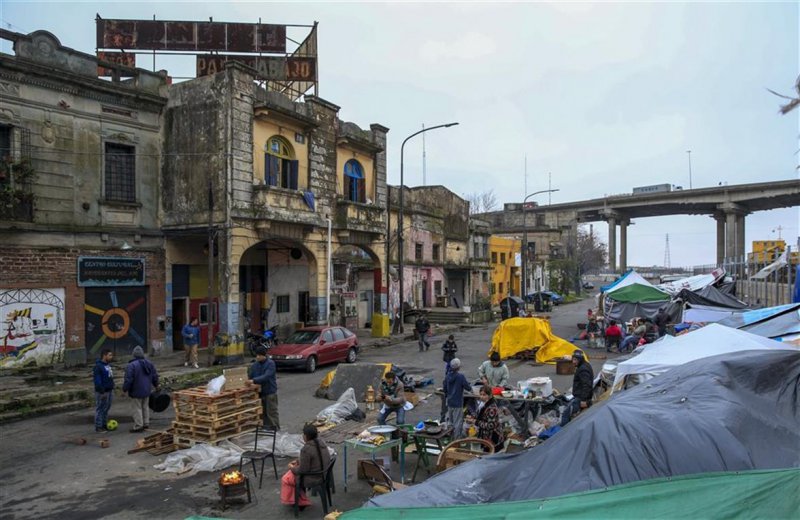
[280,423,331,509]
[604,320,623,352]
[620,318,646,353]
[586,317,601,348]
[377,371,406,425]
[475,385,505,451]
[560,351,594,426]
[478,352,510,388]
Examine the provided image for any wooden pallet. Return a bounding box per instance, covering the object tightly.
[172,386,260,408]
[174,404,262,427]
[173,427,254,448]
[128,429,178,455]
[172,410,261,436]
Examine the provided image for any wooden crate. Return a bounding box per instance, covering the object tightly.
[171,385,262,444]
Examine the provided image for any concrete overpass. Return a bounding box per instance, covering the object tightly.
[479,179,800,272]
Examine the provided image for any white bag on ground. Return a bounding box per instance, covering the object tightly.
[206,375,226,396]
[316,387,358,425]
[154,441,243,476]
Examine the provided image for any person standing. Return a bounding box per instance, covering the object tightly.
[181,317,201,369]
[441,334,458,371]
[478,352,510,388]
[654,307,670,337]
[93,348,115,433]
[443,358,472,439]
[377,371,406,425]
[248,346,280,430]
[475,385,505,451]
[122,346,159,433]
[415,313,431,352]
[560,351,594,427]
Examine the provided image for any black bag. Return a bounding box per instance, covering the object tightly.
[149,389,171,412]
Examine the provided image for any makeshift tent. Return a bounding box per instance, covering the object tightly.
[718,303,800,342]
[682,304,743,324]
[367,349,800,508]
[675,286,747,309]
[345,469,800,520]
[489,317,583,363]
[612,324,795,390]
[603,270,669,303]
[657,268,725,295]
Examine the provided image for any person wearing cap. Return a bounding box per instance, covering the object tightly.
[443,358,472,439]
[122,346,159,433]
[478,352,510,388]
[248,346,279,430]
[560,351,594,427]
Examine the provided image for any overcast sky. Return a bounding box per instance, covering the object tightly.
[2,1,798,267]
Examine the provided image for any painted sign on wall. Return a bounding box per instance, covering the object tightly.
[0,288,66,368]
[85,287,148,357]
[78,256,145,287]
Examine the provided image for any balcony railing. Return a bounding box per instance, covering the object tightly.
[334,199,385,235]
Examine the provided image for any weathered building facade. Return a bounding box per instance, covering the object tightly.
[388,185,490,314]
[489,236,521,305]
[161,63,389,354]
[0,30,168,368]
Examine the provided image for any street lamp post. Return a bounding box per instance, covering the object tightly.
[521,189,559,304]
[398,122,458,333]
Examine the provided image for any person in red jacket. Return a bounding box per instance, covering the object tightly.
[604,320,623,353]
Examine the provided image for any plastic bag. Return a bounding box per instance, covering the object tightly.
[206,375,226,396]
[316,387,358,425]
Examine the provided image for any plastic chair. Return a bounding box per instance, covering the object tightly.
[436,437,494,472]
[239,426,278,489]
[294,455,336,517]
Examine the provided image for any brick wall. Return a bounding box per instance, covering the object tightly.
[1,247,165,350]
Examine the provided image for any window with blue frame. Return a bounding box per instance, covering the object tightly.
[264,136,299,189]
[344,159,365,203]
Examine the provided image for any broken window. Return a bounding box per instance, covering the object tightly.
[265,136,299,189]
[344,159,365,203]
[432,244,440,262]
[415,243,423,261]
[105,142,136,202]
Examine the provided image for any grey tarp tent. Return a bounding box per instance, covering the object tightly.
[368,349,800,508]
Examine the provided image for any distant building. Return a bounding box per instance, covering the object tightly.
[489,236,521,305]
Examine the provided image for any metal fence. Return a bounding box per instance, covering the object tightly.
[713,247,796,307]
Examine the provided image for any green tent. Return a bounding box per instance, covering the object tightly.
[606,282,669,303]
[341,469,800,520]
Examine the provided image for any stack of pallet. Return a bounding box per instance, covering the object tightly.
[129,429,178,455]
[172,385,262,447]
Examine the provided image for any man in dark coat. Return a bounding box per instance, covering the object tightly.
[122,346,159,433]
[248,346,279,430]
[654,307,670,337]
[560,350,594,427]
[415,314,431,352]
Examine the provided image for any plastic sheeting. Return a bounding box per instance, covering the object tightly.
[603,299,666,324]
[682,304,743,324]
[657,268,725,295]
[316,387,358,425]
[489,317,582,363]
[718,303,800,341]
[602,270,669,302]
[346,469,800,520]
[154,441,243,476]
[612,324,795,390]
[367,349,800,508]
[676,286,747,309]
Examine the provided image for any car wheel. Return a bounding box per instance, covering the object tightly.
[346,347,357,363]
[305,355,317,373]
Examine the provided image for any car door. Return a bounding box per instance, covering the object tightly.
[317,329,335,364]
[331,327,347,361]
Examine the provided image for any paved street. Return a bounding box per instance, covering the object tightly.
[0,298,613,520]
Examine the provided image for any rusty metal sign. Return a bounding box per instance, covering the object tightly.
[96,51,136,76]
[196,55,316,81]
[96,19,286,53]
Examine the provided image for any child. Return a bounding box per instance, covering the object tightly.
[442,334,458,371]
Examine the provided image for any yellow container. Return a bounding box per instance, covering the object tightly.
[372,313,390,337]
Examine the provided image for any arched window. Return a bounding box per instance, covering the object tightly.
[265,136,298,189]
[344,159,365,203]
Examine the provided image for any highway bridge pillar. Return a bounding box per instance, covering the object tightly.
[619,219,629,273]
[714,213,726,266]
[608,217,617,272]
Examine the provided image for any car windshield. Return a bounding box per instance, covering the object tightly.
[284,330,321,344]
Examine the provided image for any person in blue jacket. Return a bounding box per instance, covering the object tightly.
[93,348,115,432]
[182,317,201,369]
[443,358,472,439]
[247,346,280,430]
[122,346,159,433]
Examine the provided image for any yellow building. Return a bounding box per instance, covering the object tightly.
[748,240,799,265]
[489,236,521,305]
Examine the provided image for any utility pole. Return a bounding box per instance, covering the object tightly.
[686,150,693,189]
[524,155,527,196]
[664,233,671,268]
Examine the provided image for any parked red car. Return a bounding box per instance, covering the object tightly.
[269,326,359,372]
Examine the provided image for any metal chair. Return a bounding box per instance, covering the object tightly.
[361,459,407,496]
[294,455,336,517]
[239,426,278,489]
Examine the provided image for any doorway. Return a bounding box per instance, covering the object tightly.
[172,297,188,351]
[298,291,310,325]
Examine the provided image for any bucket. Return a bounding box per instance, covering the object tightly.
[149,390,171,412]
[556,358,575,375]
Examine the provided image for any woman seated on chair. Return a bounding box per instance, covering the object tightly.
[280,423,331,508]
[475,385,505,451]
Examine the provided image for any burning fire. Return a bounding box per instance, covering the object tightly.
[220,470,245,486]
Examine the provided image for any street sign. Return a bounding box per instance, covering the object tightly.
[77,257,145,287]
[196,55,315,81]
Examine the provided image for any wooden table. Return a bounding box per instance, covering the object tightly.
[435,389,561,434]
[404,427,453,482]
[342,437,405,491]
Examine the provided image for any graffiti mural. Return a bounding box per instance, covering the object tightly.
[0,288,66,368]
[85,287,148,357]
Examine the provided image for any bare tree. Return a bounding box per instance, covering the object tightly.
[768,75,800,114]
[466,189,499,214]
